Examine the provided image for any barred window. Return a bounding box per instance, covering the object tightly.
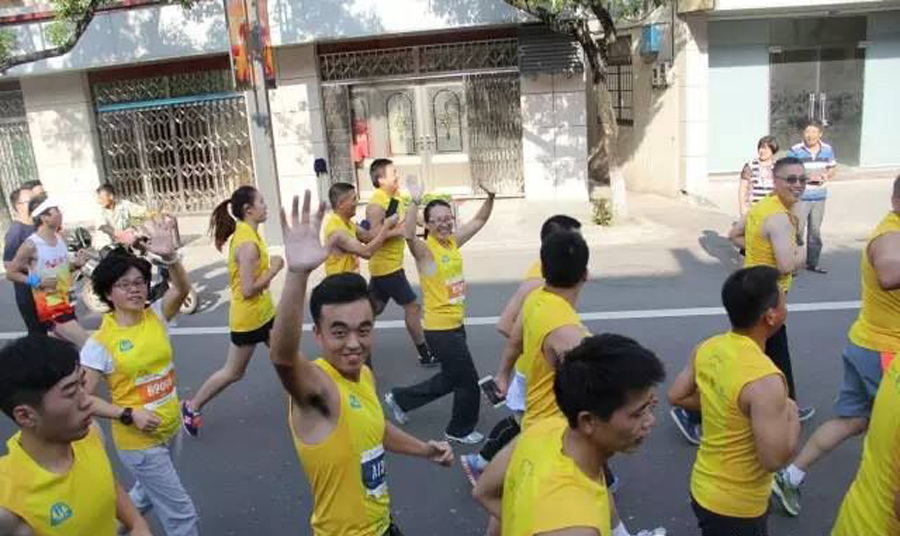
[608,37,633,126]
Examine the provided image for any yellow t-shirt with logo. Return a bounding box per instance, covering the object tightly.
[513,260,544,379]
[521,288,586,430]
[229,220,276,332]
[290,359,390,536]
[81,302,180,451]
[691,331,785,518]
[848,211,900,354]
[745,194,796,293]
[0,427,117,536]
[502,417,610,536]
[421,235,465,330]
[323,212,361,276]
[833,355,900,536]
[367,188,406,277]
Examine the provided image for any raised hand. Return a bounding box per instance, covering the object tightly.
[143,217,180,260]
[478,181,496,197]
[281,191,328,274]
[406,176,424,203]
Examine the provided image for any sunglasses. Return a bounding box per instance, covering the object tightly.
[777,175,808,185]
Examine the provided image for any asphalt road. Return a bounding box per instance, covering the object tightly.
[0,236,872,536]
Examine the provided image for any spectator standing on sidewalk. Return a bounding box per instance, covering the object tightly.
[788,120,836,274]
[739,136,779,217]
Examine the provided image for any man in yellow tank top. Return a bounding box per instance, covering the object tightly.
[773,176,900,517]
[0,336,151,536]
[266,191,454,536]
[364,159,437,367]
[382,179,495,445]
[474,334,665,536]
[323,182,399,277]
[669,266,800,536]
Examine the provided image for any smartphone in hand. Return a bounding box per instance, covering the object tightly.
[479,375,506,408]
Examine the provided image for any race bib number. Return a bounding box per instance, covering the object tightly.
[135,365,177,410]
[445,276,465,305]
[360,444,387,498]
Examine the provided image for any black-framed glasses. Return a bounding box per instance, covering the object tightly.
[777,174,808,185]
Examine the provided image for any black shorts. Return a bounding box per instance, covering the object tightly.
[691,496,768,536]
[369,269,417,307]
[230,318,274,347]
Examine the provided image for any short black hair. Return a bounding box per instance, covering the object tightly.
[91,247,152,309]
[721,266,781,330]
[803,119,824,132]
[8,186,24,208]
[541,231,589,288]
[96,183,116,196]
[310,272,374,325]
[757,135,779,154]
[21,180,42,191]
[28,194,48,227]
[0,335,79,420]
[554,333,665,426]
[328,182,356,210]
[369,158,393,189]
[773,156,805,178]
[540,215,582,242]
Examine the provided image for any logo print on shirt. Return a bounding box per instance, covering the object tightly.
[118,340,134,352]
[349,394,362,409]
[442,255,450,264]
[49,502,73,526]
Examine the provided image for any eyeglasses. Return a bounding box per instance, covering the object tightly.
[777,175,808,185]
[113,278,147,291]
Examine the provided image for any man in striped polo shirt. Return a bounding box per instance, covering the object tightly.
[788,120,836,274]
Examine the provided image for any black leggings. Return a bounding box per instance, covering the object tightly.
[691,497,768,536]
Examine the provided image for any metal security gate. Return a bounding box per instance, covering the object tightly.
[465,74,523,195]
[0,89,39,227]
[93,70,254,213]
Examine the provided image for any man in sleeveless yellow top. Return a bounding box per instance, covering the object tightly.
[364,159,437,367]
[474,334,665,536]
[669,267,800,536]
[0,335,151,536]
[267,191,454,536]
[773,176,900,516]
[323,182,400,277]
[382,179,495,445]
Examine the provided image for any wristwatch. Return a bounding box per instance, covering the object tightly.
[119,407,134,426]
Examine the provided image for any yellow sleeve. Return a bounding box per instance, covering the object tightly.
[530,483,606,535]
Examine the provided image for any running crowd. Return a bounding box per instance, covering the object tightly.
[0,154,896,536]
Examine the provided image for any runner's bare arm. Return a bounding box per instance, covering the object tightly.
[668,347,700,411]
[738,164,752,217]
[728,215,747,249]
[496,278,542,338]
[365,202,387,235]
[143,217,190,321]
[403,198,431,262]
[235,242,283,299]
[383,423,453,466]
[329,216,396,260]
[472,438,517,519]
[870,232,900,291]
[115,481,152,536]
[455,186,495,248]
[542,324,587,368]
[765,213,805,274]
[5,241,35,286]
[0,508,33,536]
[741,374,800,471]
[495,312,525,395]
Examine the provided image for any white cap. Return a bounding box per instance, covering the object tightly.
[30,197,60,219]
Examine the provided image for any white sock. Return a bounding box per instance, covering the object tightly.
[612,522,631,536]
[786,464,806,487]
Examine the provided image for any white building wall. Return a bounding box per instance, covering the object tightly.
[677,15,709,198]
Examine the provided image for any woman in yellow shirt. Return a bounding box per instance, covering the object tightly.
[382,179,495,444]
[182,186,284,436]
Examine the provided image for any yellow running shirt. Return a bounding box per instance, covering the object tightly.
[513,260,543,379]
[745,194,796,293]
[323,212,361,276]
[421,235,465,330]
[229,220,276,332]
[81,302,181,451]
[848,212,900,354]
[0,427,117,536]
[502,417,610,536]
[367,188,406,277]
[290,359,391,536]
[520,288,586,430]
[690,332,784,518]
[832,355,900,536]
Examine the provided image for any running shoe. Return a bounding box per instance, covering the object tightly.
[445,431,485,445]
[635,529,667,536]
[771,468,801,516]
[669,407,701,446]
[383,392,409,425]
[181,400,202,438]
[798,406,816,423]
[460,454,486,486]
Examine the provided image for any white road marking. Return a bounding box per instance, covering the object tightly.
[0,300,861,339]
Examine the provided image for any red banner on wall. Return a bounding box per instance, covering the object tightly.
[225,0,251,91]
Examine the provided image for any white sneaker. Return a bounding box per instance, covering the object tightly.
[445,431,485,445]
[383,392,409,425]
[635,529,667,536]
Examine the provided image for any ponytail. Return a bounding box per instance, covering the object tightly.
[209,185,258,251]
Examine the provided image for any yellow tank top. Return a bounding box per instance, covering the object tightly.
[501,417,610,536]
[744,194,795,293]
[229,220,276,332]
[690,332,784,518]
[323,212,360,276]
[92,307,180,451]
[848,212,900,353]
[367,188,406,277]
[421,235,465,330]
[521,288,586,430]
[513,260,544,377]
[0,427,117,536]
[832,355,900,536]
[290,359,391,536]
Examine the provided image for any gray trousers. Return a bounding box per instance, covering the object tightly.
[795,198,826,269]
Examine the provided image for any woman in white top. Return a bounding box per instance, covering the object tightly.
[738,135,779,216]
